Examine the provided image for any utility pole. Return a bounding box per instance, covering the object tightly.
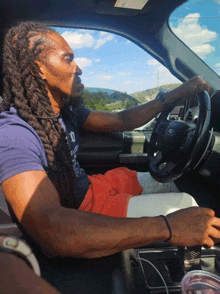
[157,69,159,93]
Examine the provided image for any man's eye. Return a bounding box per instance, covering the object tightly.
[64,56,73,63]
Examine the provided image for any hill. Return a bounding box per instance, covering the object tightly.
[131,83,182,103]
[82,89,138,111]
[85,87,115,95]
[82,83,182,111]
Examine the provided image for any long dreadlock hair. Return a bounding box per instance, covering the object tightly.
[1,21,77,208]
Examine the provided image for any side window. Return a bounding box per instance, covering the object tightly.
[169,0,219,77]
[55,27,181,113]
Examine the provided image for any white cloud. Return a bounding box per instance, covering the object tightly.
[118,72,132,76]
[94,58,100,62]
[171,13,217,59]
[191,44,215,59]
[99,31,108,36]
[120,80,131,87]
[95,38,107,49]
[95,33,114,49]
[155,65,180,85]
[126,40,131,45]
[61,31,94,49]
[75,57,93,68]
[106,34,114,41]
[214,62,220,68]
[96,74,114,81]
[155,65,168,72]
[147,59,160,66]
[214,62,220,75]
[117,78,153,94]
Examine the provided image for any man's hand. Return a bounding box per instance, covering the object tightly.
[165,76,210,104]
[166,207,220,247]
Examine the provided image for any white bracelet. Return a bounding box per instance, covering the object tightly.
[0,235,41,276]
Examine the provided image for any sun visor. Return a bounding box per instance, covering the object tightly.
[114,0,149,10]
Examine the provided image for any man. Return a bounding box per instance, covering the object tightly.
[0,21,219,263]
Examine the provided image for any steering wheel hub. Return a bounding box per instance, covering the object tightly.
[158,120,195,158]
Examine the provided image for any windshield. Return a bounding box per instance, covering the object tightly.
[169,0,220,76]
[54,27,181,116]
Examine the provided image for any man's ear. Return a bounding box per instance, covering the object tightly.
[32,60,47,80]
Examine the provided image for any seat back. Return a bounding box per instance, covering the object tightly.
[0,186,22,237]
[0,207,12,224]
[0,187,12,224]
[0,223,22,238]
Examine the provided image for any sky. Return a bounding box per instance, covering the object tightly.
[55,0,220,94]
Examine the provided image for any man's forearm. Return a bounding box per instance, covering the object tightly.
[118,97,163,130]
[117,84,184,131]
[22,208,169,259]
[83,79,198,132]
[117,76,210,131]
[117,87,183,131]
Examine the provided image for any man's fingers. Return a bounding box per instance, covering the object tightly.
[199,80,210,93]
[204,237,215,248]
[195,77,209,92]
[209,226,220,241]
[197,207,214,215]
[204,82,210,92]
[204,208,215,217]
[212,217,220,228]
[167,207,220,247]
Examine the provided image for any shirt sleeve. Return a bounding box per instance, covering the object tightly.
[75,104,91,127]
[0,123,47,184]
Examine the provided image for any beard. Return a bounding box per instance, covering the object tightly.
[62,93,83,108]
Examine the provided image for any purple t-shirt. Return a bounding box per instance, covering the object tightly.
[0,105,91,208]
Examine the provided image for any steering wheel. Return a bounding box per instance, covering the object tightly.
[148,91,212,183]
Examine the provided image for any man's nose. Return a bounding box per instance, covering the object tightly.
[73,61,82,75]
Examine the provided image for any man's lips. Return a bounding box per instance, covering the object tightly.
[76,77,84,90]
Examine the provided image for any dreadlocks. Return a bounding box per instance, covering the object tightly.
[1,21,77,208]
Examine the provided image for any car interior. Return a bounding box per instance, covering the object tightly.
[1,0,220,293]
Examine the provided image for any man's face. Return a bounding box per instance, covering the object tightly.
[35,32,84,108]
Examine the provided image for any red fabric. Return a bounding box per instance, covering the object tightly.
[79,167,143,217]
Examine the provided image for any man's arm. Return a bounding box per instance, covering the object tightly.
[2,170,220,259]
[0,252,61,293]
[83,76,210,132]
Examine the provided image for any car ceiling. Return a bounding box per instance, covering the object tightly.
[1,0,187,25]
[0,0,187,95]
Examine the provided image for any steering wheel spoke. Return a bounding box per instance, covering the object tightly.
[149,91,211,182]
[151,151,163,165]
